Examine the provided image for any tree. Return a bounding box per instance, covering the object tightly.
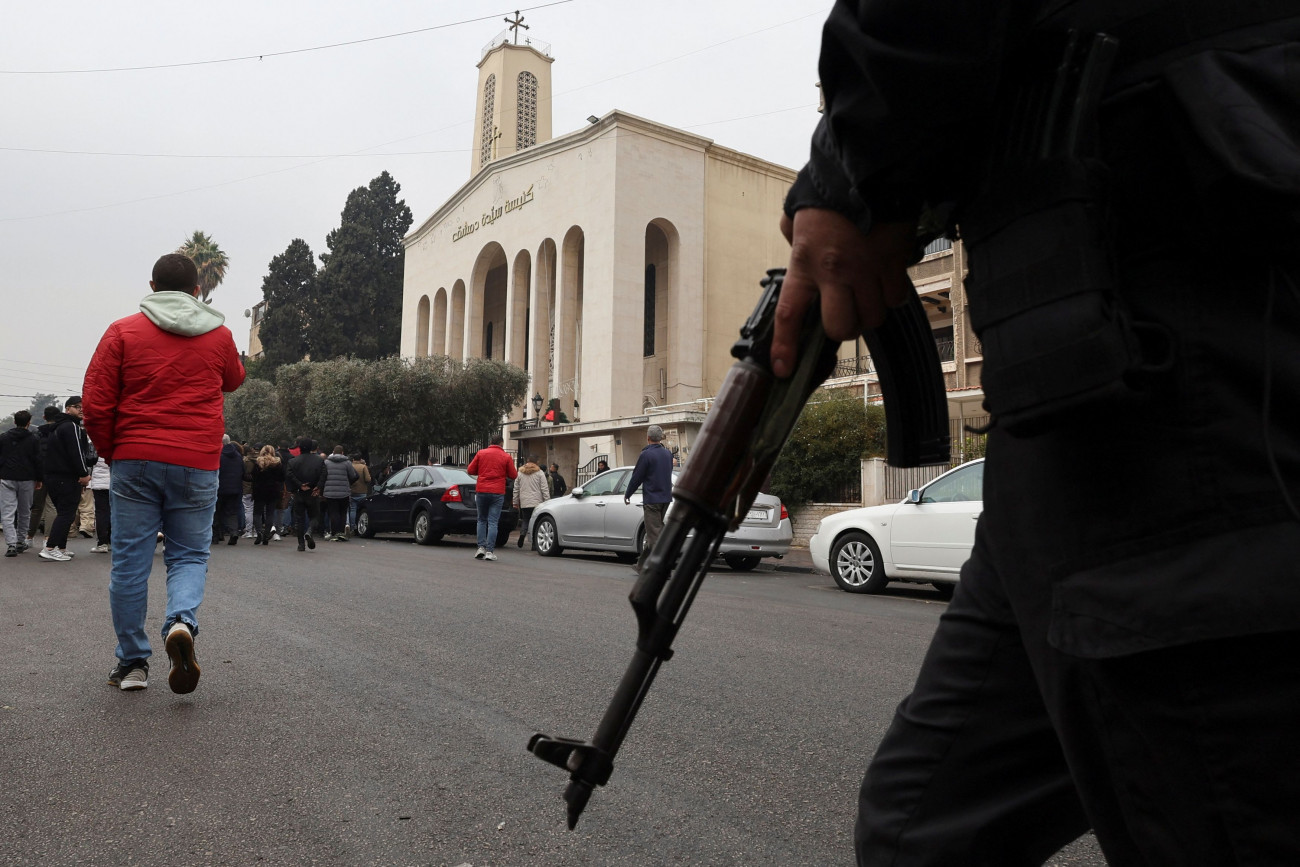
[769,391,887,511]
[223,377,292,446]
[178,230,230,303]
[302,358,370,450]
[312,172,413,360]
[268,356,528,460]
[256,239,317,371]
[27,392,60,416]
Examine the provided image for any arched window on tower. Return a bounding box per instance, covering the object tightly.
[480,74,497,166]
[516,71,538,151]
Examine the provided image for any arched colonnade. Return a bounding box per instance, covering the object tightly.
[413,220,680,422]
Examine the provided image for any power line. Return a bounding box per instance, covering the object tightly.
[0,1,577,75]
[0,9,824,223]
[0,103,814,161]
[0,357,89,371]
[0,145,470,159]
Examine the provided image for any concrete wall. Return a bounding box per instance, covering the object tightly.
[787,503,853,549]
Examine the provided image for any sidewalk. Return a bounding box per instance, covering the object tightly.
[764,546,816,575]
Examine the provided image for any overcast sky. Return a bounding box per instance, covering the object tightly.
[0,0,830,418]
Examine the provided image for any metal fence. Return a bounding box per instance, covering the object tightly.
[576,453,609,488]
[878,415,989,502]
[922,237,953,256]
[882,464,950,502]
[804,474,863,504]
[831,355,875,378]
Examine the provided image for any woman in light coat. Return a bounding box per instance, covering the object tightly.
[513,456,552,549]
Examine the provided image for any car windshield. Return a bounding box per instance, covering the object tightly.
[920,461,984,503]
[581,470,626,496]
[438,468,478,486]
[382,468,412,489]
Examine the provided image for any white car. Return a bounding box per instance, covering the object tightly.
[809,459,984,597]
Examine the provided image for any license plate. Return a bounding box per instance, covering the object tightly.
[745,509,767,522]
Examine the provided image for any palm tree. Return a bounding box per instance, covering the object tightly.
[177,230,230,303]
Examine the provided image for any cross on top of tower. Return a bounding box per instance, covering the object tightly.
[504,10,529,44]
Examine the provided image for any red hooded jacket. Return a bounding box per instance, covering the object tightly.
[83,292,245,471]
[466,444,518,495]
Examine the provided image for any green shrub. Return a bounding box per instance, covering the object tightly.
[769,392,886,513]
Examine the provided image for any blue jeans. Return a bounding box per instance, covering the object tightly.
[475,492,504,551]
[109,460,217,664]
[349,494,365,527]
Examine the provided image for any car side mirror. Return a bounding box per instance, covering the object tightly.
[570,486,585,497]
[907,489,922,504]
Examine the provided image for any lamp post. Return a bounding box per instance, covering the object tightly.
[532,392,543,416]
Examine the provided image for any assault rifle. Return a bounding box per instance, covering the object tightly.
[528,268,949,828]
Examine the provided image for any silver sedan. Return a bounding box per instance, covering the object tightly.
[529,466,792,571]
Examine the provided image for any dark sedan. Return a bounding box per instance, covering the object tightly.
[354,465,518,546]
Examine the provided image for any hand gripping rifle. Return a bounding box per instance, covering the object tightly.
[528,268,950,828]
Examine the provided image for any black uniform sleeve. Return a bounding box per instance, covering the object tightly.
[786,0,1039,234]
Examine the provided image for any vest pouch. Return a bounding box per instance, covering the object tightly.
[962,156,1158,436]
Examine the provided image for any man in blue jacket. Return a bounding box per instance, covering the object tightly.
[624,424,673,573]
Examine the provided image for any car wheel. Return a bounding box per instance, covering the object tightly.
[831,531,889,593]
[933,582,955,600]
[413,510,437,546]
[724,554,760,572]
[533,515,562,557]
[495,527,512,548]
[355,510,376,538]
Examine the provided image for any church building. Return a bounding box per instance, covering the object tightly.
[400,24,977,484]
[400,27,797,478]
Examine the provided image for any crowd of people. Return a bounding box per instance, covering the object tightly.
[1,411,380,559]
[3,404,596,562]
[210,435,372,552]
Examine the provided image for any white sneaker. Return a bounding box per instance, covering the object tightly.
[164,621,200,695]
[483,551,498,561]
[475,547,486,559]
[90,543,110,554]
[271,533,282,542]
[39,548,73,562]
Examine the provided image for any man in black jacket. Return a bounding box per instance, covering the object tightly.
[25,405,60,543]
[286,437,326,552]
[547,462,567,498]
[213,436,245,545]
[773,3,1300,864]
[1,410,43,556]
[39,396,91,562]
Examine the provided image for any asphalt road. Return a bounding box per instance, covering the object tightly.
[1,532,1106,866]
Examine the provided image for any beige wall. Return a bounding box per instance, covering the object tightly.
[402,110,797,464]
[701,149,797,395]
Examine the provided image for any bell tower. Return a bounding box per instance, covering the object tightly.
[471,13,554,175]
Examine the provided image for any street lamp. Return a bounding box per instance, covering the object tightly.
[532,392,543,415]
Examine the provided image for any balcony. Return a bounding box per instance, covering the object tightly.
[827,335,954,382]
